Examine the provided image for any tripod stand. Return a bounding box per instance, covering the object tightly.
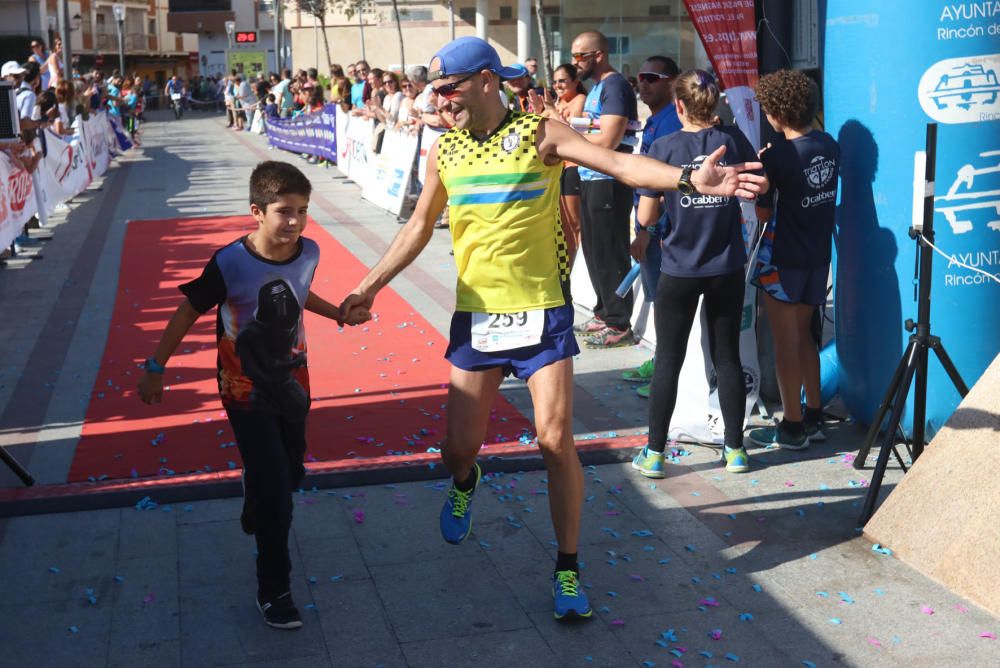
[854,124,968,526]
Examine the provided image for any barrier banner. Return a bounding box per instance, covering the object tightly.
[362,128,419,216]
[345,117,375,191]
[826,1,1000,434]
[82,112,112,177]
[107,114,133,153]
[0,152,37,249]
[335,105,351,177]
[418,126,446,186]
[265,104,337,163]
[35,130,93,216]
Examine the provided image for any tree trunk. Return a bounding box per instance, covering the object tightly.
[392,0,405,70]
[533,0,553,86]
[319,14,334,74]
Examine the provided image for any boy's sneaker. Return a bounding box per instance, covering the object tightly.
[573,316,605,336]
[748,420,809,451]
[584,326,635,349]
[636,383,650,399]
[723,446,751,473]
[804,408,826,442]
[553,570,592,620]
[622,358,655,383]
[256,592,303,630]
[631,445,666,478]
[440,462,481,544]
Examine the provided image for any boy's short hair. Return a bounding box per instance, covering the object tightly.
[266,94,275,102]
[756,69,818,129]
[249,161,312,211]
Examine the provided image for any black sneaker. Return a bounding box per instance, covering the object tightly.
[256,592,303,630]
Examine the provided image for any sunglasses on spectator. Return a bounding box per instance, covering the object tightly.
[637,71,672,83]
[383,79,396,85]
[432,71,477,98]
[31,43,41,48]
[571,50,599,61]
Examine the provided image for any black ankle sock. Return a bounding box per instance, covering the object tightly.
[804,407,823,423]
[555,551,579,574]
[780,418,806,436]
[454,464,478,493]
[646,444,666,455]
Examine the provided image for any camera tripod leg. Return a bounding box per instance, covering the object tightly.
[0,446,35,486]
[858,343,919,526]
[931,338,969,397]
[854,339,917,470]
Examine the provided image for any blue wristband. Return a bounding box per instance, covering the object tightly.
[144,357,166,374]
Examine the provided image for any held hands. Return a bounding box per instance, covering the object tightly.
[690,145,769,200]
[339,292,374,326]
[137,371,164,405]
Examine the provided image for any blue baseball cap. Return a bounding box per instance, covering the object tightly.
[428,37,524,81]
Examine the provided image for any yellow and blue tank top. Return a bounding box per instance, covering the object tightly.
[436,111,570,313]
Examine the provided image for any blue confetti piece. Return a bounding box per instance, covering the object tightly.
[809,553,818,560]
[726,567,737,574]
[114,576,124,583]
[829,618,841,625]
[329,575,343,583]
[685,545,697,552]
[655,640,669,648]
[304,603,316,610]
[700,651,714,658]
[585,657,593,663]
[727,514,737,520]
[183,505,193,512]
[479,541,491,549]
[692,576,702,584]
[838,592,855,604]
[68,626,79,634]
[642,662,655,668]
[670,648,684,657]
[48,566,60,574]
[658,558,672,565]
[661,629,678,642]
[599,606,610,614]
[308,576,317,584]
[712,572,722,580]
[690,491,701,497]
[607,591,618,597]
[740,612,753,621]
[632,530,654,538]
[872,543,893,556]
[725,653,740,662]
[874,588,885,596]
[803,662,817,668]
[816,591,829,598]
[752,584,762,592]
[643,545,655,552]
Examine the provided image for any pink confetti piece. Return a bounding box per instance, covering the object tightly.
[867,637,882,648]
[629,574,645,582]
[699,597,721,607]
[954,604,969,613]
[709,629,723,640]
[142,592,156,605]
[610,619,625,626]
[920,605,935,615]
[783,481,795,487]
[980,632,996,640]
[352,510,365,524]
[671,660,684,668]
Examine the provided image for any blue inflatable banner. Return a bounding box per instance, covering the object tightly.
[825,1,1000,434]
[265,104,338,163]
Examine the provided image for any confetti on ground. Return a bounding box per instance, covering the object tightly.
[700,598,720,607]
[352,510,365,524]
[739,613,753,622]
[725,653,740,662]
[751,584,762,593]
[867,637,882,647]
[921,605,935,615]
[68,626,79,634]
[143,592,156,605]
[829,618,842,625]
[610,619,625,626]
[48,567,60,574]
[709,629,723,640]
[980,632,997,640]
[803,661,817,668]
[872,543,893,556]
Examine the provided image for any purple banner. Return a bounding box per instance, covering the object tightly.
[265,104,338,162]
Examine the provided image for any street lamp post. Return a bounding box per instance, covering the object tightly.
[112,3,126,76]
[225,20,235,74]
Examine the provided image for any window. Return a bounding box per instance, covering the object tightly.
[459,7,476,23]
[500,6,512,20]
[149,18,156,35]
[399,9,433,21]
[607,35,630,56]
[649,5,672,16]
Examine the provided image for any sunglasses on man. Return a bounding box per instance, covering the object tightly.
[432,71,477,98]
[637,71,673,84]
[571,51,600,62]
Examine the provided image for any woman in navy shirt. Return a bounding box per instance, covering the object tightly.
[631,70,765,477]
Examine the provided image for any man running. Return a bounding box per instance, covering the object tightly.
[339,37,765,621]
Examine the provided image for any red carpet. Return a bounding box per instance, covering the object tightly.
[68,216,535,483]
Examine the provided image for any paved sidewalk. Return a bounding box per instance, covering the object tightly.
[0,112,997,667]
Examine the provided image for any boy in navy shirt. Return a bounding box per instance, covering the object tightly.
[137,161,366,629]
[748,69,840,450]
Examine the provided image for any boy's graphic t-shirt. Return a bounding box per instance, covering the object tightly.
[758,130,840,269]
[180,236,320,419]
[638,125,757,278]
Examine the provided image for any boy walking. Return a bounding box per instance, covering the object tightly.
[138,161,351,629]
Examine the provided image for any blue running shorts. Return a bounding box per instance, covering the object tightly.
[445,303,580,380]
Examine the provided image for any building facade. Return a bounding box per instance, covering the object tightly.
[0,0,198,87]
[285,0,711,79]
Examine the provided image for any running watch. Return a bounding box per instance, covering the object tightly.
[677,165,696,195]
[144,357,166,374]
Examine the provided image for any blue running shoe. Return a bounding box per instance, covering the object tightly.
[553,570,592,620]
[439,462,481,544]
[631,446,666,478]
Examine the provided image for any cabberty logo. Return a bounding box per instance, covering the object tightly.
[680,155,728,208]
[918,53,1000,124]
[804,155,836,188]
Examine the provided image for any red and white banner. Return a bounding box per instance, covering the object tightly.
[683,0,759,90]
[35,130,94,217]
[0,152,37,248]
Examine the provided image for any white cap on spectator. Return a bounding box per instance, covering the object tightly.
[2,61,27,77]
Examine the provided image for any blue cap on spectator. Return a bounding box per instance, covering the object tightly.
[429,37,523,81]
